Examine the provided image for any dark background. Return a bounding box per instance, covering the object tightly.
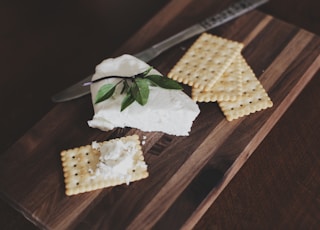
[1,0,319,229]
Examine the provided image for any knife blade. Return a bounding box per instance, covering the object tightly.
[51,0,268,102]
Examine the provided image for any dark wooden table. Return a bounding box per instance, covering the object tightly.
[1,0,319,229]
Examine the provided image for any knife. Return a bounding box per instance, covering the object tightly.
[51,0,268,102]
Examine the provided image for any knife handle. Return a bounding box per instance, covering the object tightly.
[135,0,268,62]
[200,0,269,30]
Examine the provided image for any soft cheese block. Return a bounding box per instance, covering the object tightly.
[88,54,200,136]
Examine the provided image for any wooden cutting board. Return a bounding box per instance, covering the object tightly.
[1,0,320,229]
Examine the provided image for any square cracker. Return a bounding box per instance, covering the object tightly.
[218,56,273,121]
[61,135,148,196]
[192,53,243,102]
[168,33,244,91]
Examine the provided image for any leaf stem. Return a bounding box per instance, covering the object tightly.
[83,76,129,86]
[83,67,153,86]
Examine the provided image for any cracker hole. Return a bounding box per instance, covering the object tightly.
[75,173,78,176]
[85,152,89,156]
[76,182,80,186]
[72,156,75,159]
[73,164,77,167]
[87,161,91,164]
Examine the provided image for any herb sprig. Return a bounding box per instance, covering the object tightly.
[90,67,183,111]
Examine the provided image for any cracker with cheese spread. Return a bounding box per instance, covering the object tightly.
[61,135,148,196]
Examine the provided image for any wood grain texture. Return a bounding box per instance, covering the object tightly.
[261,0,320,36]
[1,0,320,229]
[194,72,320,229]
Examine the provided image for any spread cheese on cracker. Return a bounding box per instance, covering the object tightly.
[61,135,148,196]
[87,54,200,136]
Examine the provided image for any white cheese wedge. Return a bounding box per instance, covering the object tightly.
[87,54,200,136]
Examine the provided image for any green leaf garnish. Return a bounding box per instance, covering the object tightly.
[140,66,153,76]
[95,83,116,104]
[121,91,135,111]
[145,75,183,90]
[131,78,149,105]
[120,80,130,94]
[93,67,182,111]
